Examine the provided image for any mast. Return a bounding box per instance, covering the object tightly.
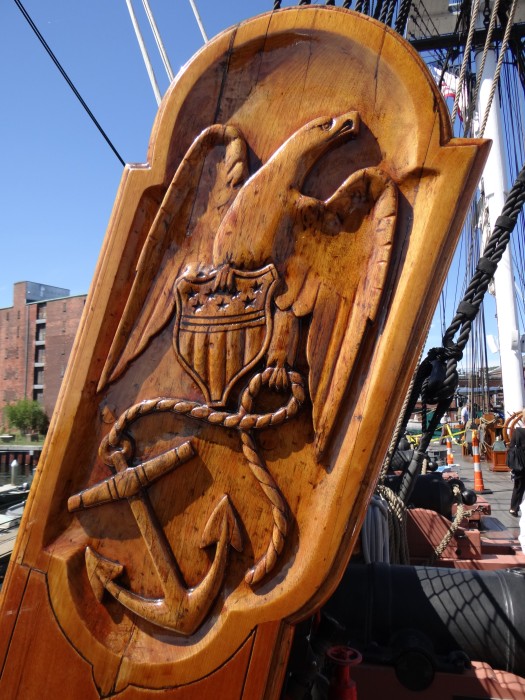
[477,39,525,415]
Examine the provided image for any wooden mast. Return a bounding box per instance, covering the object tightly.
[0,7,488,698]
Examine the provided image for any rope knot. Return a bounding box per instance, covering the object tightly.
[442,342,463,362]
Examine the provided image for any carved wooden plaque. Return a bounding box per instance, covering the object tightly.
[0,7,488,699]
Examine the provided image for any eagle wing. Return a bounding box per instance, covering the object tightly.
[277,167,398,461]
[98,125,249,391]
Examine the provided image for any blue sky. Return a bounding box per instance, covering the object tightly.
[0,0,270,309]
[0,0,504,363]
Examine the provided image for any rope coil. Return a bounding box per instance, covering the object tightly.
[100,368,306,586]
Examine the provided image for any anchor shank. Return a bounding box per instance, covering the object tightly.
[128,491,187,593]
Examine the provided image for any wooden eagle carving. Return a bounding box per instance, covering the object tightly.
[99,110,397,460]
[0,8,491,696]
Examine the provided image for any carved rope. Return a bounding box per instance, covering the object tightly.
[99,367,306,585]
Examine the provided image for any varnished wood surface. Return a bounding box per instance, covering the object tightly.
[0,6,489,699]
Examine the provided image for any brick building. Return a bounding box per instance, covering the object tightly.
[0,282,86,423]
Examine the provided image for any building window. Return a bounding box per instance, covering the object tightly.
[33,389,44,404]
[36,326,46,342]
[34,368,44,385]
[6,312,9,321]
[37,304,46,320]
[63,302,67,312]
[35,347,46,363]
[17,310,20,320]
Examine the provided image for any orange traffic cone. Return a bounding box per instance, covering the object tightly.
[472,430,492,494]
[446,437,454,466]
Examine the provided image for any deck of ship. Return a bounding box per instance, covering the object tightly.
[436,438,521,540]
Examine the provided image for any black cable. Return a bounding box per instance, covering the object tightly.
[13,0,126,167]
[385,0,397,27]
[395,0,414,35]
[378,0,390,23]
[436,1,469,93]
[397,163,525,502]
[410,3,447,62]
[373,0,384,20]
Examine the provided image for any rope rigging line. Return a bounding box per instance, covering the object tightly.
[408,2,448,63]
[451,0,481,127]
[395,0,414,36]
[142,0,175,82]
[408,10,445,65]
[435,1,469,98]
[479,0,519,136]
[188,0,209,42]
[417,0,448,46]
[12,0,125,167]
[125,0,162,106]
[375,484,410,564]
[378,346,423,482]
[386,0,399,27]
[430,485,472,562]
[378,0,389,23]
[506,58,525,326]
[464,0,501,136]
[373,0,385,20]
[395,162,525,502]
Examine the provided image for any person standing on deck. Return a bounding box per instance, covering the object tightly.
[461,403,470,427]
[509,411,525,523]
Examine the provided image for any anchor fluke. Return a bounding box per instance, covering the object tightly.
[201,494,243,552]
[85,547,123,602]
[84,495,243,634]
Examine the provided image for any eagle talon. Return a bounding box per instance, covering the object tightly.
[268,366,289,392]
[213,264,236,292]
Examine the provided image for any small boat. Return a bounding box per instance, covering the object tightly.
[0,483,30,509]
[0,503,25,533]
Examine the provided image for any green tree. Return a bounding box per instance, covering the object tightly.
[4,399,49,435]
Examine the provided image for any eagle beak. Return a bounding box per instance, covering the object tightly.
[330,111,360,140]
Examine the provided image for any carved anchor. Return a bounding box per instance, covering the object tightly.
[69,367,304,633]
[69,443,242,635]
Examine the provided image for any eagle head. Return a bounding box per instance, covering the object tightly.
[275,110,360,183]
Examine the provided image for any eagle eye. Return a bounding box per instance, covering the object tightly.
[319,119,334,131]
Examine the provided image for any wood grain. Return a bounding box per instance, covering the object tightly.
[0,6,489,699]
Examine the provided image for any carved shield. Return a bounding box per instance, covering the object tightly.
[0,8,489,700]
[173,266,278,405]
